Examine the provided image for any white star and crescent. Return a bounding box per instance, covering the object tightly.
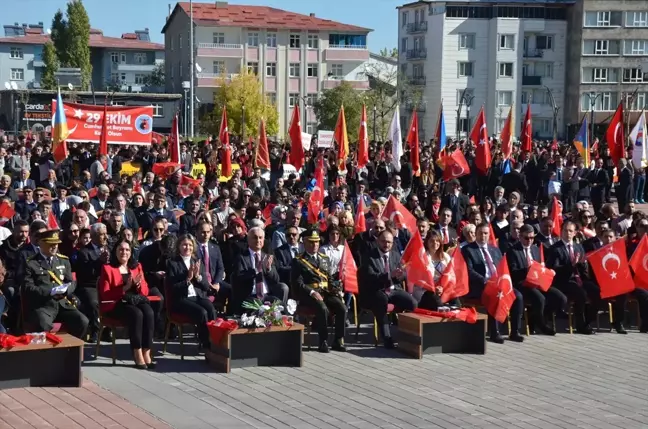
[601,250,621,279]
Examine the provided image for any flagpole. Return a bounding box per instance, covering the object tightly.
[189,0,194,139]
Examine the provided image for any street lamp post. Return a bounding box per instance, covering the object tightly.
[373,105,377,141]
[189,0,195,138]
[544,85,559,142]
[14,98,19,137]
[181,81,190,137]
[456,88,474,139]
[588,92,603,145]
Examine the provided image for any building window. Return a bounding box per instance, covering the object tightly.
[534,118,551,134]
[247,32,259,47]
[401,38,408,52]
[247,62,259,75]
[536,35,553,50]
[213,60,225,74]
[584,11,622,27]
[111,101,125,106]
[120,73,126,82]
[170,37,174,51]
[580,92,618,111]
[170,64,174,79]
[110,73,118,83]
[120,52,127,63]
[459,34,475,50]
[178,60,182,78]
[10,47,23,59]
[307,64,318,77]
[178,34,182,50]
[289,63,300,77]
[583,39,620,55]
[307,35,319,49]
[306,123,317,134]
[623,68,647,83]
[266,33,277,47]
[152,103,164,117]
[266,93,277,106]
[625,40,648,55]
[627,11,648,27]
[330,64,343,77]
[290,34,300,48]
[134,53,146,64]
[266,62,276,77]
[499,34,515,50]
[10,68,24,81]
[626,93,648,111]
[498,63,513,77]
[401,11,408,27]
[594,68,608,82]
[539,62,553,78]
[305,94,318,106]
[213,32,225,44]
[497,91,513,106]
[111,52,119,63]
[289,93,299,107]
[134,74,146,85]
[458,62,473,77]
[412,63,424,77]
[457,118,469,133]
[456,89,474,105]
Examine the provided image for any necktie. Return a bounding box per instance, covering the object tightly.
[254,252,263,298]
[443,228,449,244]
[383,255,390,276]
[481,247,497,278]
[525,248,533,266]
[122,213,129,228]
[567,244,575,262]
[548,236,553,245]
[202,245,212,284]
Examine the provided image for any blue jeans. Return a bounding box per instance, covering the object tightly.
[635,175,645,201]
[0,295,6,334]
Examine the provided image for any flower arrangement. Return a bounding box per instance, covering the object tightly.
[240,298,297,328]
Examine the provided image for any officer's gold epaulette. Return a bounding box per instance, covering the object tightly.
[318,253,329,258]
[26,254,37,261]
[56,254,69,259]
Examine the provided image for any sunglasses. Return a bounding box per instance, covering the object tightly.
[153,228,164,232]
[35,194,44,197]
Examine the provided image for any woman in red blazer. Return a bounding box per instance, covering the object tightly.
[99,238,155,369]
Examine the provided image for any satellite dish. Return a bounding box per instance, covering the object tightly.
[67,83,74,90]
[195,63,202,73]
[3,82,10,90]
[10,82,18,90]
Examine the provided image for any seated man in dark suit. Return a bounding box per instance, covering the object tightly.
[362,230,417,349]
[498,220,522,255]
[146,193,179,234]
[112,193,139,233]
[195,220,232,309]
[231,227,289,314]
[434,207,458,251]
[351,219,385,266]
[440,179,469,226]
[534,216,559,249]
[582,219,609,254]
[275,225,302,285]
[462,223,524,344]
[506,224,567,335]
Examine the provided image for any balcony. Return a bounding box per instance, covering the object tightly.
[196,43,243,58]
[112,63,156,72]
[522,75,542,86]
[405,102,426,112]
[32,55,44,68]
[322,79,370,90]
[406,21,428,34]
[523,49,544,58]
[410,76,426,86]
[197,73,239,87]
[324,45,369,62]
[406,48,427,60]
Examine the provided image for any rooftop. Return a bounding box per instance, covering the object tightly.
[162,1,371,33]
[397,0,574,7]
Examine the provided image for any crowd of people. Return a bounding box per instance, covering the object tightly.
[0,131,646,366]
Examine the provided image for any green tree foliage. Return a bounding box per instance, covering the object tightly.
[313,81,364,137]
[41,42,59,90]
[65,0,92,89]
[201,72,279,137]
[50,11,68,67]
[379,47,398,58]
[143,62,165,87]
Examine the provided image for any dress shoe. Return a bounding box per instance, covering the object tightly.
[640,325,648,333]
[509,333,525,343]
[383,337,395,349]
[134,363,147,370]
[86,332,98,344]
[539,325,556,336]
[332,339,346,352]
[146,362,157,370]
[488,334,504,344]
[577,324,594,335]
[614,323,628,335]
[318,341,330,353]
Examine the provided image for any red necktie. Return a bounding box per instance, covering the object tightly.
[443,228,449,244]
[481,247,497,278]
[202,244,212,284]
[254,253,263,298]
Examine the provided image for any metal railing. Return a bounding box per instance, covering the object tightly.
[522,75,542,86]
[328,44,368,50]
[523,49,543,58]
[198,43,243,49]
[406,21,428,33]
[410,76,426,86]
[406,48,427,60]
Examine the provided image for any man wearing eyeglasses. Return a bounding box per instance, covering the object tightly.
[507,224,566,336]
[274,225,302,285]
[351,219,385,267]
[146,193,179,234]
[15,187,37,221]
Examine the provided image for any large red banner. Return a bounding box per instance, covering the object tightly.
[51,101,154,145]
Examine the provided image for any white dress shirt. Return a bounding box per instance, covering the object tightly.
[182,255,197,297]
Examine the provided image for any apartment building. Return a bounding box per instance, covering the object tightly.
[397,0,571,140]
[162,1,372,136]
[0,22,164,92]
[565,1,648,135]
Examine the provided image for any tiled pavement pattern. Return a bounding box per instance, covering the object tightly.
[79,327,648,429]
[0,379,171,429]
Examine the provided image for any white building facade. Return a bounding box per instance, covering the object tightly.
[397,0,571,141]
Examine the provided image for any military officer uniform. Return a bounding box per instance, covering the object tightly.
[23,231,89,339]
[291,229,347,353]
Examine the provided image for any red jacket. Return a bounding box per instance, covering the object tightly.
[98,263,149,313]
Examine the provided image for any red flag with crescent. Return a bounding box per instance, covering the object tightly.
[152,162,181,179]
[381,195,417,233]
[629,235,648,289]
[98,102,109,164]
[471,107,491,175]
[288,105,305,171]
[339,241,358,294]
[406,111,420,176]
[178,175,201,198]
[401,230,434,293]
[169,113,180,163]
[255,118,271,170]
[589,239,635,299]
[47,210,59,230]
[521,104,532,153]
[551,196,563,237]
[308,157,325,225]
[482,255,516,323]
[442,149,470,181]
[440,247,469,303]
[605,103,625,166]
[354,196,366,236]
[219,107,232,178]
[357,104,369,169]
[488,222,498,247]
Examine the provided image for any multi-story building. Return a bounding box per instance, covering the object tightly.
[162,1,372,136]
[565,1,648,137]
[0,22,164,92]
[397,0,571,141]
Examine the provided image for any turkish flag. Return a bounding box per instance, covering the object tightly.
[470,107,491,175]
[605,103,625,165]
[308,157,325,225]
[87,187,98,199]
[98,102,109,159]
[588,239,635,299]
[255,118,271,170]
[406,111,420,176]
[354,196,366,236]
[521,104,532,153]
[440,247,469,303]
[482,255,516,323]
[629,235,648,289]
[401,230,434,293]
[0,201,16,224]
[219,107,232,178]
[339,241,358,294]
[152,162,181,179]
[357,104,369,169]
[333,105,349,171]
[169,113,180,164]
[442,149,470,180]
[288,105,304,171]
[381,195,417,233]
[500,107,513,160]
[47,210,59,230]
[262,203,276,227]
[525,261,555,292]
[550,196,563,237]
[178,175,201,198]
[488,222,498,247]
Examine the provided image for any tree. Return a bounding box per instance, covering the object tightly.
[50,10,68,67]
[313,81,364,137]
[379,47,398,58]
[41,42,59,90]
[201,72,279,137]
[65,0,92,89]
[143,62,165,87]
